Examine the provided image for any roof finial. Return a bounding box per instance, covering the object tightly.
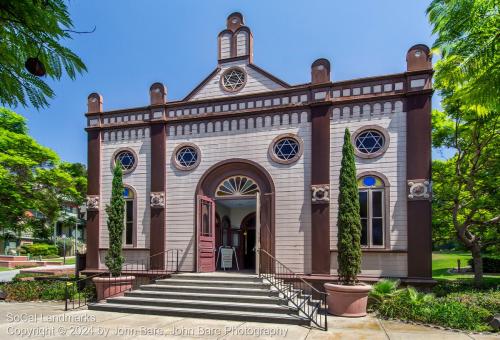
[226,12,244,32]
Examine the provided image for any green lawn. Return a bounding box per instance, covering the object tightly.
[432,251,500,284]
[0,267,16,272]
[43,256,75,265]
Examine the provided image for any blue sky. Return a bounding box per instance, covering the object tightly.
[12,0,445,164]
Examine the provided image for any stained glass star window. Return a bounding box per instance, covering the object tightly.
[116,151,135,171]
[222,69,246,91]
[274,138,300,161]
[176,147,198,167]
[355,131,385,154]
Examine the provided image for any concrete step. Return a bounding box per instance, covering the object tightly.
[170,273,261,282]
[139,284,279,296]
[157,278,270,289]
[125,290,288,305]
[106,296,297,315]
[88,303,309,326]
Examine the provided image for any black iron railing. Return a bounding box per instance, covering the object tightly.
[257,249,328,330]
[64,248,183,310]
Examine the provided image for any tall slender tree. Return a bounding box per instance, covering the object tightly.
[337,128,362,285]
[105,165,125,277]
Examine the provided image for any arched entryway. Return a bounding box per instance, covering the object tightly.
[195,159,275,273]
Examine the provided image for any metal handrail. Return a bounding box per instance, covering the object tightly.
[64,248,183,310]
[257,249,328,330]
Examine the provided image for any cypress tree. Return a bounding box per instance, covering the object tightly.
[337,128,362,285]
[105,165,125,277]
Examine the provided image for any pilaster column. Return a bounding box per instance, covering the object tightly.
[405,45,433,278]
[85,93,102,270]
[310,59,332,275]
[149,83,167,269]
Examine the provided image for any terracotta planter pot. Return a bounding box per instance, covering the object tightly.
[92,276,135,301]
[324,282,372,317]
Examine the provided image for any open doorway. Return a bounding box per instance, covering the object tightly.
[215,198,256,271]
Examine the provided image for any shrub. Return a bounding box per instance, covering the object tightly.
[446,290,500,314]
[374,286,497,332]
[433,279,499,296]
[369,279,400,308]
[12,273,46,282]
[468,257,500,273]
[0,280,79,301]
[21,243,58,256]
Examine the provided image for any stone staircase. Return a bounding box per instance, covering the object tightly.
[88,272,311,325]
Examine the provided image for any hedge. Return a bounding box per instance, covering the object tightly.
[468,257,500,273]
[21,243,58,256]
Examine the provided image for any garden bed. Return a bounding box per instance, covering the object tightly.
[369,279,500,333]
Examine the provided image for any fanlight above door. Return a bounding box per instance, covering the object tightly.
[215,176,259,197]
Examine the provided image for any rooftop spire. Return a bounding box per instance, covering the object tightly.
[217,12,253,63]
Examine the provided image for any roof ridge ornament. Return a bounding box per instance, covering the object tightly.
[218,12,253,62]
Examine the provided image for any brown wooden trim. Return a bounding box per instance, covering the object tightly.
[91,73,431,117]
[86,130,100,270]
[332,69,432,87]
[183,67,221,101]
[311,103,331,275]
[99,248,150,251]
[150,124,166,269]
[330,249,406,253]
[247,64,290,88]
[406,91,432,278]
[195,159,276,271]
[218,56,249,64]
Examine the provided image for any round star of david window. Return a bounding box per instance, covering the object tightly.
[113,149,137,173]
[269,134,304,164]
[352,126,390,158]
[221,68,246,92]
[173,143,201,171]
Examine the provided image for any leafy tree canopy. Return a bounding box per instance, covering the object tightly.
[0,0,87,109]
[432,104,499,285]
[427,0,500,115]
[0,107,87,236]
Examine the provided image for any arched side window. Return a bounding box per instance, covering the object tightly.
[123,186,135,246]
[357,173,389,248]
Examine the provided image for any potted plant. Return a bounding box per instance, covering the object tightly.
[92,165,135,300]
[324,128,372,317]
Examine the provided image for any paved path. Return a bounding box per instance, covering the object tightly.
[0,264,75,282]
[0,270,20,282]
[0,302,497,339]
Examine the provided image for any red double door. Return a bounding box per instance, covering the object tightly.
[196,195,216,272]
